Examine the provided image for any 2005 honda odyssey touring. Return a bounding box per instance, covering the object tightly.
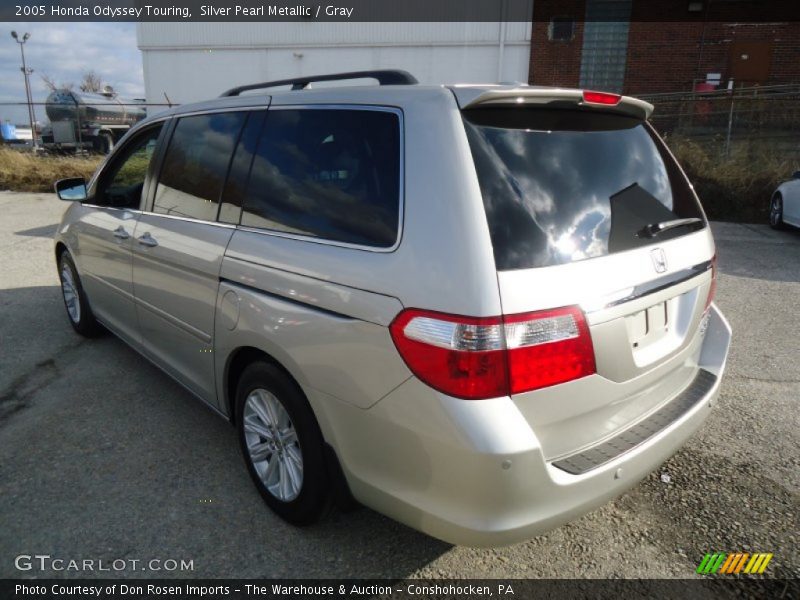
[53,70,731,546]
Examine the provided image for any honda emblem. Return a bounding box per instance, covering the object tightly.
[651,248,668,273]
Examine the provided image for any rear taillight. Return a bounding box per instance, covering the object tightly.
[705,254,718,311]
[504,307,596,394]
[582,90,621,105]
[389,311,508,400]
[389,306,596,400]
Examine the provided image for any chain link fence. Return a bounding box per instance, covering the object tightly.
[641,83,800,158]
[640,84,800,222]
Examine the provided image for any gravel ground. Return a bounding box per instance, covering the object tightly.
[0,192,798,581]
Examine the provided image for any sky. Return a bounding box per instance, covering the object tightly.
[0,22,143,125]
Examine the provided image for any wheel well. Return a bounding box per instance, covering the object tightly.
[225,346,303,424]
[55,241,67,263]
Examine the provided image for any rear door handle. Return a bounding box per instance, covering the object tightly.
[137,232,158,247]
[113,226,130,240]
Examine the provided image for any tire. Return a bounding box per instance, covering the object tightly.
[58,251,103,337]
[235,361,332,525]
[769,193,785,230]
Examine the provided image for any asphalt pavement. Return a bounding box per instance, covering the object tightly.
[0,192,797,579]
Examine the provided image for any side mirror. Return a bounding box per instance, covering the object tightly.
[793,171,800,180]
[54,177,87,202]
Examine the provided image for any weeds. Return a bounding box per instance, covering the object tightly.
[1,136,797,223]
[666,135,798,223]
[0,147,103,193]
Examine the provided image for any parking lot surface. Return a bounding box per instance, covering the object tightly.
[1,191,798,579]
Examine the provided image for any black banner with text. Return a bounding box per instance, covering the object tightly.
[3,578,799,600]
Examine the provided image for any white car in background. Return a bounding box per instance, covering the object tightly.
[770,171,800,229]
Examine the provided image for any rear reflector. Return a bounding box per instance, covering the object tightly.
[705,254,718,311]
[582,90,621,105]
[390,306,596,400]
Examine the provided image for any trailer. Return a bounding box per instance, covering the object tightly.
[40,87,146,154]
[1,122,32,145]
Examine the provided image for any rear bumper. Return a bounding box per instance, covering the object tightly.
[313,304,731,547]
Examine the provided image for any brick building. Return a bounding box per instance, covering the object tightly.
[529,0,800,95]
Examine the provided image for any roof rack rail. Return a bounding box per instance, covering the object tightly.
[220,69,418,97]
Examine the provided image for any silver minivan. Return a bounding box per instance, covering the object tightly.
[53,70,732,546]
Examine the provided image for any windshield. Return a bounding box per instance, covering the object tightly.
[463,107,705,271]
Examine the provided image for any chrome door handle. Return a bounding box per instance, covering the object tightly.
[113,226,130,240]
[137,232,158,247]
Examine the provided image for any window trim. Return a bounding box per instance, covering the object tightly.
[236,104,405,254]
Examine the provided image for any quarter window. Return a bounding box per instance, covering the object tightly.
[240,109,401,248]
[153,112,247,221]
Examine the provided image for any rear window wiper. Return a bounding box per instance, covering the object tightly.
[639,217,704,238]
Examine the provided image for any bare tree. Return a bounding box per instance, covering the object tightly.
[79,70,104,93]
[41,73,73,92]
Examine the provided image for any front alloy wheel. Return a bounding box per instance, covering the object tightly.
[61,262,81,324]
[58,251,102,337]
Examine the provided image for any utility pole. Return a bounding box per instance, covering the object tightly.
[11,31,38,149]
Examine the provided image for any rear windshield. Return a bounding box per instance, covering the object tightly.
[463,108,705,271]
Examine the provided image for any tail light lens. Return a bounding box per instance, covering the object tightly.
[705,254,717,311]
[505,307,596,394]
[389,306,596,400]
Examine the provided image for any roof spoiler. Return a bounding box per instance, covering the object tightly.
[220,69,418,97]
[454,87,654,120]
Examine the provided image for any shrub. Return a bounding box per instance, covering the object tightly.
[666,135,798,223]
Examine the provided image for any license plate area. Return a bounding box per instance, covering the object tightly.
[626,301,669,349]
[589,279,706,379]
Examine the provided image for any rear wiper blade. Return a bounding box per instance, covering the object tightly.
[639,217,704,238]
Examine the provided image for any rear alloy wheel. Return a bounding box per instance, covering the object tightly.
[235,361,331,524]
[58,251,103,337]
[244,388,303,502]
[769,194,785,230]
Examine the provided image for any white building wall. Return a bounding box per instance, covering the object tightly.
[137,23,532,105]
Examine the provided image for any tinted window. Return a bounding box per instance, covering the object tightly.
[97,124,162,209]
[218,111,267,225]
[153,112,246,221]
[241,109,400,248]
[464,108,704,271]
